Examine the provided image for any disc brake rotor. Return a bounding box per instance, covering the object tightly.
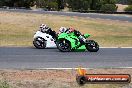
[36,41,41,45]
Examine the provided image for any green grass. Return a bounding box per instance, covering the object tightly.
[0,81,10,88]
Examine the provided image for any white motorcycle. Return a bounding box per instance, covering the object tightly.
[33,28,57,49]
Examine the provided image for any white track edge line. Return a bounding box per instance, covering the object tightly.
[35,67,132,70]
[100,47,132,48]
[2,67,132,70]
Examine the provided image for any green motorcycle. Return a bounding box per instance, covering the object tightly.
[56,32,99,52]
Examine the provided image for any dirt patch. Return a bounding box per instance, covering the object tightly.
[0,69,132,88]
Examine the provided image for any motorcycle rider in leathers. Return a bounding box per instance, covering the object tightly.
[59,27,86,44]
[39,24,57,40]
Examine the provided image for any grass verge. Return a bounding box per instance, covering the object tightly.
[0,11,132,47]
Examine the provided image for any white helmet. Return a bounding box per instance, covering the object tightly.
[40,24,47,29]
[59,27,67,33]
[40,24,49,32]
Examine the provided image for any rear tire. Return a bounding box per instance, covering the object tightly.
[86,40,99,52]
[56,39,71,52]
[33,37,46,49]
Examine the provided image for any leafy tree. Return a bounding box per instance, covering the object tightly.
[124,5,132,11]
[48,1,58,10]
[90,0,101,10]
[100,0,118,12]
[0,0,5,7]
[0,0,119,11]
[34,0,59,10]
[0,0,35,8]
[100,4,117,12]
[57,0,64,10]
[100,0,118,4]
[128,0,132,4]
[66,0,91,11]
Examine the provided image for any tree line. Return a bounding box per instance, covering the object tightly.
[0,0,132,11]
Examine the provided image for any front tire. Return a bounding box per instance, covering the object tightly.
[33,37,46,49]
[56,39,71,52]
[86,40,99,52]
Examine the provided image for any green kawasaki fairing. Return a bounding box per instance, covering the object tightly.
[56,32,98,52]
[58,32,86,51]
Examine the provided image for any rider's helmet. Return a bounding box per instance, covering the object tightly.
[59,27,67,33]
[68,27,75,33]
[40,24,46,29]
[40,24,49,32]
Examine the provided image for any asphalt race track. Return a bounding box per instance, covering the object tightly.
[0,9,132,22]
[0,47,132,69]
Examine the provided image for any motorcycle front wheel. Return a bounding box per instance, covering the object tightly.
[86,40,99,52]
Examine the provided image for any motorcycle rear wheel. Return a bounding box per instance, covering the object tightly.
[57,39,71,52]
[33,37,46,49]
